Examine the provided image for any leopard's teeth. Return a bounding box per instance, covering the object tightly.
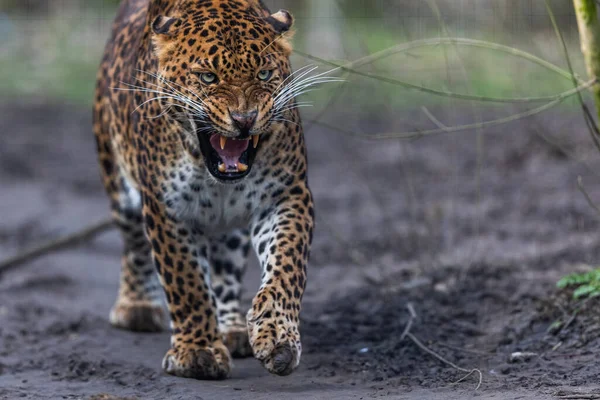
[237,162,248,172]
[218,163,226,173]
[220,136,227,150]
[252,135,259,149]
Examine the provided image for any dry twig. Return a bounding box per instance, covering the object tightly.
[0,218,114,276]
[400,304,483,390]
[406,332,483,390]
[577,176,600,217]
[400,303,417,341]
[555,391,600,400]
[421,106,450,132]
[313,80,596,140]
[295,37,585,101]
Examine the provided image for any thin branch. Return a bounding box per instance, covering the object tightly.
[295,38,584,83]
[406,333,482,390]
[399,303,483,390]
[294,37,585,104]
[400,303,417,341]
[555,392,600,400]
[577,176,600,216]
[0,218,115,276]
[312,79,596,140]
[421,106,450,131]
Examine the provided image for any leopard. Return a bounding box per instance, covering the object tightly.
[93,0,320,380]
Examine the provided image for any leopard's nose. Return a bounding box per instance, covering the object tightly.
[230,110,257,134]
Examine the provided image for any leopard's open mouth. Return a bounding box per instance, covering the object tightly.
[198,132,259,181]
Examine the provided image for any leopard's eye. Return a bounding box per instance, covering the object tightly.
[197,72,218,84]
[257,70,273,81]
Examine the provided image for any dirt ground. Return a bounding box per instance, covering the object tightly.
[2,100,600,399]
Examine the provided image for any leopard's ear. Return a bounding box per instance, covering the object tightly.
[266,10,293,34]
[152,16,181,63]
[266,10,294,56]
[151,15,181,37]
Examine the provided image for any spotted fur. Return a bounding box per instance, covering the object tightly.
[93,0,314,379]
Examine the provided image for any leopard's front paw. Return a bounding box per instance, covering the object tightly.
[162,342,232,380]
[109,300,167,332]
[247,300,301,376]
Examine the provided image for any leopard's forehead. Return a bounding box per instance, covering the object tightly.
[166,2,283,75]
[180,4,275,46]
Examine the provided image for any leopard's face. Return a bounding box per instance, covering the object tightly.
[151,5,294,182]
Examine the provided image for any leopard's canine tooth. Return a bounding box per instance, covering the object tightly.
[218,163,226,173]
[252,135,259,149]
[237,162,248,172]
[220,136,227,150]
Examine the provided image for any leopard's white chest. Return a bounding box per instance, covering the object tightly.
[162,163,261,234]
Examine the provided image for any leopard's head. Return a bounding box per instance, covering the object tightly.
[149,1,297,182]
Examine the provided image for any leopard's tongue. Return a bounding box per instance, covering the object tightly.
[209,134,249,171]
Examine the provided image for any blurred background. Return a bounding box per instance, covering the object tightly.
[0,0,583,112]
[4,1,600,398]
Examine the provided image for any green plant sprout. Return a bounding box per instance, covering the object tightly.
[557,269,600,299]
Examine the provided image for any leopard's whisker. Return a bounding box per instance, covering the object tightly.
[274,65,317,94]
[113,85,176,97]
[272,65,317,96]
[116,79,202,115]
[134,70,210,115]
[276,75,343,100]
[273,72,343,112]
[275,67,342,96]
[141,70,210,107]
[272,103,313,117]
[131,95,179,114]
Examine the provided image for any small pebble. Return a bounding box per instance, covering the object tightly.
[509,351,538,363]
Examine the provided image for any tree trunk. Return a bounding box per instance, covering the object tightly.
[573,0,600,118]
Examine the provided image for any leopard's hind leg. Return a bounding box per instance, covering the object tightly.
[94,105,166,333]
[108,183,167,333]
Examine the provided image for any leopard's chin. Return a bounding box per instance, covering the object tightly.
[197,129,259,183]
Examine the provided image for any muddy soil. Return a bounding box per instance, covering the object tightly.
[1,101,600,399]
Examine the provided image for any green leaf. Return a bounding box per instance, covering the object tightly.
[573,284,599,299]
[557,269,600,299]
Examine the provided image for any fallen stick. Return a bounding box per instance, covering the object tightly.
[0,218,115,276]
[400,304,483,390]
[406,332,483,390]
[556,393,600,400]
[400,302,417,341]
